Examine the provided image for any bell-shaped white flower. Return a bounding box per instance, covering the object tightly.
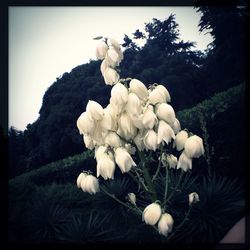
[108,38,121,52]
[127,193,136,206]
[76,112,95,135]
[166,154,178,169]
[96,41,108,60]
[134,130,146,151]
[103,67,120,86]
[184,135,205,158]
[97,152,116,180]
[144,129,158,151]
[80,174,99,194]
[100,108,114,131]
[95,145,107,161]
[148,88,166,105]
[142,106,158,129]
[126,92,142,116]
[177,152,192,171]
[155,103,176,127]
[157,120,175,145]
[129,113,144,129]
[76,172,87,188]
[189,192,200,206]
[105,48,121,68]
[115,147,136,173]
[117,112,137,140]
[129,79,148,101]
[104,131,122,148]
[172,118,181,134]
[142,203,162,226]
[158,213,174,236]
[83,135,95,149]
[155,85,171,102]
[173,130,189,151]
[86,100,104,121]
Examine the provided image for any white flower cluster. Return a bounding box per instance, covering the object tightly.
[142,202,174,237]
[96,38,123,85]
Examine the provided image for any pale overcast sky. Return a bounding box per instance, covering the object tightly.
[9,7,213,131]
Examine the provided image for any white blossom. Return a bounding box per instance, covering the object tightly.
[148,88,166,105]
[173,130,189,151]
[100,108,115,131]
[80,174,99,194]
[83,135,95,149]
[104,131,122,148]
[144,129,158,151]
[158,213,174,236]
[110,83,128,114]
[129,79,148,100]
[105,48,122,68]
[184,135,205,158]
[189,192,200,206]
[126,92,142,116]
[117,112,137,140]
[76,112,95,135]
[155,103,176,127]
[127,193,136,206]
[157,120,175,145]
[76,172,87,188]
[172,118,181,134]
[166,154,178,169]
[95,145,107,161]
[96,41,108,60]
[134,130,146,151]
[115,147,136,173]
[142,106,158,129]
[103,67,120,85]
[97,153,116,180]
[177,151,192,171]
[155,85,171,102]
[142,203,162,226]
[86,100,104,121]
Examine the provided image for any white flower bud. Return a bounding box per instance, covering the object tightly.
[105,48,121,68]
[115,147,136,173]
[76,112,95,135]
[166,154,178,169]
[173,130,188,151]
[83,135,95,149]
[142,203,162,226]
[96,41,108,60]
[157,120,175,145]
[184,135,205,158]
[104,131,122,148]
[126,93,142,116]
[103,67,120,86]
[129,79,148,100]
[76,172,87,188]
[189,192,200,206]
[172,118,181,134]
[144,129,158,151]
[155,103,176,127]
[97,153,116,180]
[80,174,99,194]
[117,112,137,140]
[127,193,136,206]
[148,88,166,105]
[142,106,158,129]
[177,152,192,171]
[86,100,104,121]
[155,85,171,102]
[158,213,174,236]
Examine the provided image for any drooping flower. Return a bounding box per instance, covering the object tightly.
[83,135,95,149]
[166,154,178,169]
[104,131,122,148]
[96,152,116,180]
[184,135,205,158]
[95,145,107,161]
[155,103,176,127]
[142,106,158,129]
[76,112,95,135]
[177,151,192,171]
[173,130,189,151]
[127,193,136,206]
[189,192,200,206]
[129,79,148,101]
[117,112,137,140]
[134,130,146,151]
[157,120,175,145]
[76,172,87,188]
[105,48,122,68]
[142,203,162,226]
[114,147,136,173]
[80,174,99,194]
[86,100,104,121]
[155,84,171,102]
[158,213,174,236]
[148,88,166,105]
[172,118,181,134]
[144,129,158,151]
[96,41,108,60]
[126,92,142,116]
[103,67,120,85]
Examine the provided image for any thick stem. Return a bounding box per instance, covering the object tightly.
[138,150,157,202]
